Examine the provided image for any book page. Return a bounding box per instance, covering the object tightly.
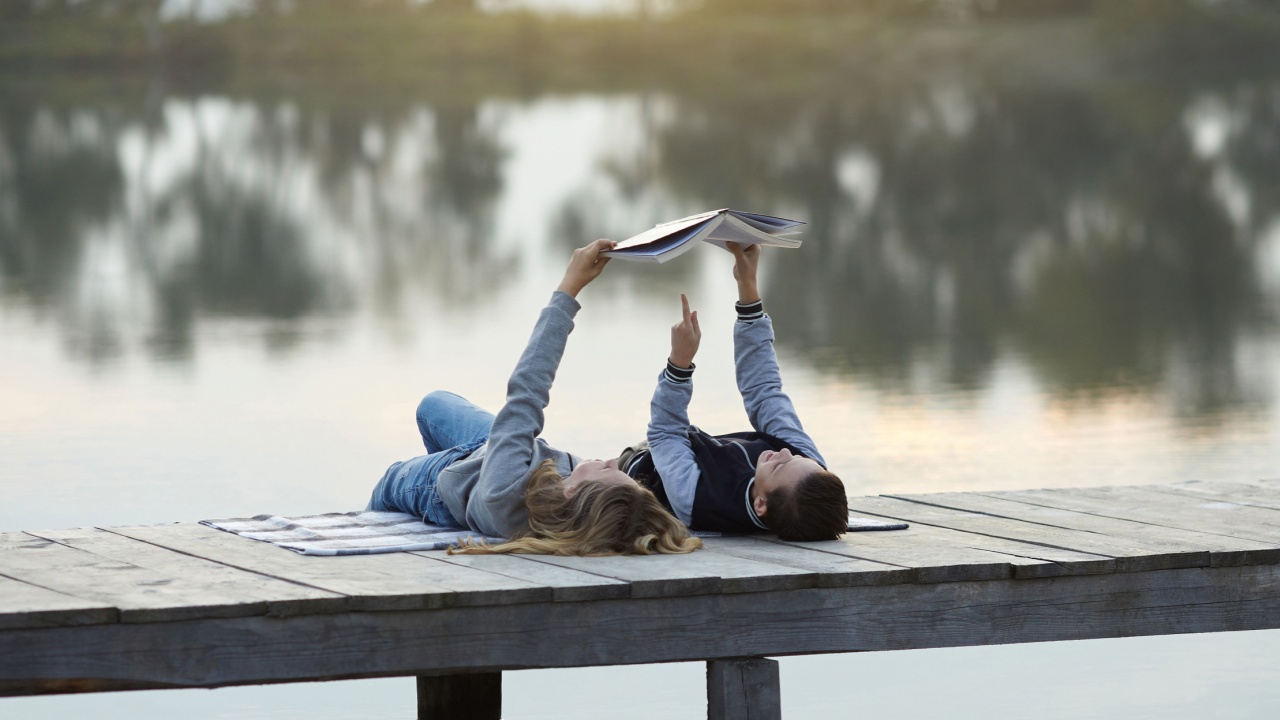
[610,223,705,256]
[603,210,801,261]
[655,209,724,228]
[602,217,720,262]
[728,210,806,236]
[610,213,715,250]
[703,215,801,251]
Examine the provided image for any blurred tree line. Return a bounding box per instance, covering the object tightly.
[4,0,1280,90]
[2,0,1279,413]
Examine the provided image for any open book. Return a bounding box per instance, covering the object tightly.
[601,209,804,264]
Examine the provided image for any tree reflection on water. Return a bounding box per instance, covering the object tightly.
[0,92,518,363]
[1,1,1278,419]
[745,79,1280,417]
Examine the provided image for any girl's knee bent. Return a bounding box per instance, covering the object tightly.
[417,390,460,423]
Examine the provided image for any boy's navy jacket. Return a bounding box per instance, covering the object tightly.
[629,429,812,533]
[630,305,827,533]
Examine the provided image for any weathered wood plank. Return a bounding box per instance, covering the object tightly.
[768,522,1115,582]
[887,491,1280,567]
[1156,480,1280,513]
[0,575,117,631]
[3,563,1278,691]
[0,531,271,624]
[855,496,1211,572]
[985,485,1280,544]
[110,524,550,611]
[30,528,342,618]
[522,549,820,597]
[699,536,912,588]
[417,672,500,720]
[421,552,630,603]
[707,658,780,720]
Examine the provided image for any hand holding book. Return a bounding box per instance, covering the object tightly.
[557,238,617,298]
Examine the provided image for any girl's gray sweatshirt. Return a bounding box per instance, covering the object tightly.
[435,291,584,538]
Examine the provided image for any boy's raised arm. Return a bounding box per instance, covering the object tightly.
[727,243,827,467]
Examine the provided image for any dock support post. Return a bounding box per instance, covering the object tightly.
[416,671,501,720]
[706,657,781,720]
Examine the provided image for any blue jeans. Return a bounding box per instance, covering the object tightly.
[366,391,495,527]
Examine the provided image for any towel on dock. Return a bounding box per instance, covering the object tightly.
[200,512,500,556]
[201,512,908,556]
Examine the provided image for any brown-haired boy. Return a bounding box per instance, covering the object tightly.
[623,242,849,542]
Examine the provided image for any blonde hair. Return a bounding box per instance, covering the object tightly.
[450,460,702,556]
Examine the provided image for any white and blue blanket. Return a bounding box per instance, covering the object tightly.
[202,511,908,556]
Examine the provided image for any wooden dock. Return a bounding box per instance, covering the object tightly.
[4,478,1280,719]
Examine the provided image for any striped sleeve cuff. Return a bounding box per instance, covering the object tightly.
[664,360,696,383]
[735,299,764,322]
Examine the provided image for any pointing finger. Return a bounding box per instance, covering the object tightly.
[681,293,691,322]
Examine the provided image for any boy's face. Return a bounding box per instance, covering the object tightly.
[752,448,822,517]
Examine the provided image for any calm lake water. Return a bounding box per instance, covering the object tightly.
[3,1,1280,717]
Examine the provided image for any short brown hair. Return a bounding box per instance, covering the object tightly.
[765,470,848,541]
